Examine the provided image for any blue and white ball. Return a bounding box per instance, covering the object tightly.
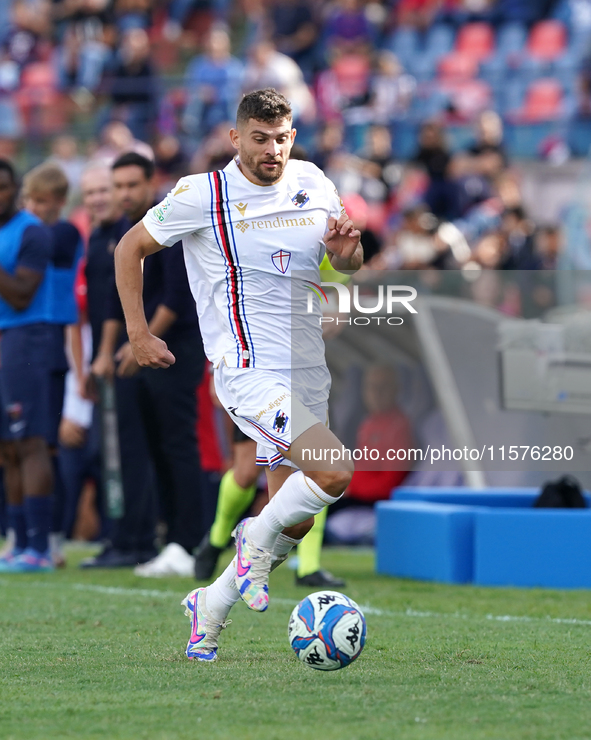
[288,590,367,671]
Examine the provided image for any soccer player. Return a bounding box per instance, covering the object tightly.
[0,160,55,572]
[114,88,363,660]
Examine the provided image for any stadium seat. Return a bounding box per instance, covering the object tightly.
[15,63,68,135]
[520,78,564,121]
[388,27,420,65]
[455,22,495,62]
[528,20,567,61]
[438,51,479,80]
[332,54,371,100]
[425,24,455,59]
[497,22,528,58]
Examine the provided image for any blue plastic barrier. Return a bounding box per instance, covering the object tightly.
[376,501,474,584]
[376,487,591,588]
[474,509,591,588]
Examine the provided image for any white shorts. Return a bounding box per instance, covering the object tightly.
[214,364,330,470]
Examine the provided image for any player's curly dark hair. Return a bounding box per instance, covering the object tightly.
[236,88,292,127]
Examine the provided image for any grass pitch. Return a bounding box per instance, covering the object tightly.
[1,546,591,740]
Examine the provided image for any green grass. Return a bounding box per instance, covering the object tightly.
[1,547,591,740]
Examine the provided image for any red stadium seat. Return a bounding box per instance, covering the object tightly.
[15,63,69,135]
[528,20,567,61]
[438,51,479,80]
[456,22,495,61]
[332,53,371,99]
[520,78,563,121]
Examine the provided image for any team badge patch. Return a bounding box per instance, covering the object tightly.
[272,249,291,274]
[273,410,290,434]
[153,197,174,223]
[291,190,309,208]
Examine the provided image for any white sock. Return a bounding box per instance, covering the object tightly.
[248,471,341,549]
[273,532,301,559]
[205,558,240,622]
[270,532,302,572]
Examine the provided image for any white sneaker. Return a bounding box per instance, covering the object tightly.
[134,543,195,577]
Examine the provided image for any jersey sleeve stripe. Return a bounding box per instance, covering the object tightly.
[212,170,253,369]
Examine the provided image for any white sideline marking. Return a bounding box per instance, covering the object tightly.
[3,581,591,628]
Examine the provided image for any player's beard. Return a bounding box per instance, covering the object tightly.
[241,150,286,184]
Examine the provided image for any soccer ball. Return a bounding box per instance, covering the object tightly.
[288,590,367,671]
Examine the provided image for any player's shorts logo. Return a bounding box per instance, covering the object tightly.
[291,190,309,208]
[272,250,291,274]
[273,409,290,434]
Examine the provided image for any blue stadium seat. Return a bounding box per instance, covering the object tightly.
[425,24,456,59]
[496,22,528,58]
[388,27,420,66]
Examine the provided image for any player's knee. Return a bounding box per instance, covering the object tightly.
[308,468,353,499]
[234,467,258,490]
[283,517,314,539]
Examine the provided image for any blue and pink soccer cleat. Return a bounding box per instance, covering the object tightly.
[233,518,273,612]
[182,587,231,662]
[0,548,54,573]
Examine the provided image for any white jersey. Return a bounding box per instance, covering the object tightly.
[143,157,345,369]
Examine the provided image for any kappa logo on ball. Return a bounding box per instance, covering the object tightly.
[291,190,309,208]
[271,249,291,274]
[272,410,289,434]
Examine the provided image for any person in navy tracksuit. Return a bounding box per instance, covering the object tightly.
[0,159,56,572]
[22,162,83,565]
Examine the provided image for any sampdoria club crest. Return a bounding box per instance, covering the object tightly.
[271,249,291,274]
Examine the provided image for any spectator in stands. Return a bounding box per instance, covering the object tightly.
[501,205,540,269]
[106,27,158,141]
[92,120,154,164]
[357,124,402,204]
[322,0,374,56]
[450,110,506,214]
[54,0,116,98]
[374,204,440,269]
[326,365,414,545]
[312,120,345,170]
[413,120,461,220]
[189,119,236,173]
[367,51,415,124]
[4,0,51,72]
[114,0,153,32]
[265,0,318,78]
[49,135,87,191]
[534,224,562,269]
[242,39,315,123]
[182,26,244,142]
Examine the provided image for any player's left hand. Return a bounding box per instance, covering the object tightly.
[115,342,141,378]
[323,214,361,261]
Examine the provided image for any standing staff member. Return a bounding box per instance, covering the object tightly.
[0,160,56,573]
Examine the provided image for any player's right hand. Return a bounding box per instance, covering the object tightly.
[130,332,176,370]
